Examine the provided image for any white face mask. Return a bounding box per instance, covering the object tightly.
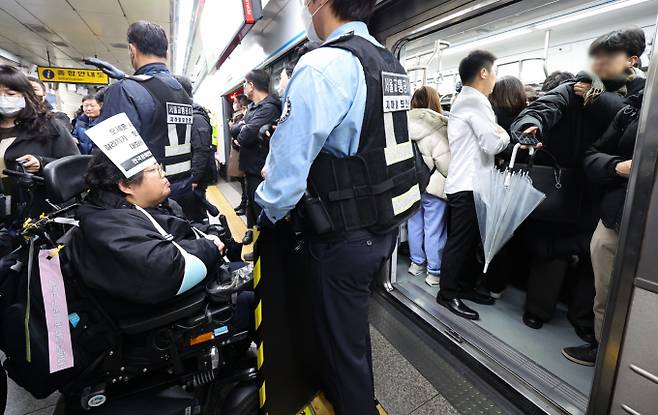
[301,0,328,43]
[0,96,26,117]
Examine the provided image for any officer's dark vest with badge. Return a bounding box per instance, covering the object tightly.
[304,33,424,236]
[130,74,194,182]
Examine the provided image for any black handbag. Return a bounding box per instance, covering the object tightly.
[513,149,584,224]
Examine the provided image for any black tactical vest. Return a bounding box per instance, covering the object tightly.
[306,33,422,235]
[131,75,194,182]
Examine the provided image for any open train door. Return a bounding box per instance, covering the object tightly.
[252,224,323,415]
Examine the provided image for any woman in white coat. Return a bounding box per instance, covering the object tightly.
[407,86,451,286]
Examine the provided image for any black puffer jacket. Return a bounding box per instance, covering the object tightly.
[67,190,221,318]
[236,95,281,176]
[191,103,216,184]
[583,92,642,231]
[511,71,645,168]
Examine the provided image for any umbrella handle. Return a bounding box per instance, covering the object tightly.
[504,143,523,187]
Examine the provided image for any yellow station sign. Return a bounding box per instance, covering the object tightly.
[37,66,109,85]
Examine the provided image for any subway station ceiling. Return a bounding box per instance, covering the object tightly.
[0,0,172,73]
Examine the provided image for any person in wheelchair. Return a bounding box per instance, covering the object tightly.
[68,152,251,325]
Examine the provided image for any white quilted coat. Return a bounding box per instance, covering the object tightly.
[408,108,451,199]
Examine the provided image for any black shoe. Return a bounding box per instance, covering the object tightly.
[460,290,495,305]
[573,326,596,345]
[437,296,479,320]
[235,208,246,216]
[234,204,246,213]
[242,229,253,245]
[523,312,544,329]
[243,251,254,262]
[562,343,598,366]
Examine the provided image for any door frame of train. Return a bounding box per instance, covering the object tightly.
[587,15,658,415]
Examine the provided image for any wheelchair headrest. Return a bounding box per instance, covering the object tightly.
[43,155,92,204]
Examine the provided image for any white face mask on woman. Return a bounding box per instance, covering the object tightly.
[300,0,329,43]
[0,96,26,117]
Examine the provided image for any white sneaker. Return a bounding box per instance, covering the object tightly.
[408,262,425,276]
[425,274,441,286]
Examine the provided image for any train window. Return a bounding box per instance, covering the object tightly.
[390,0,658,413]
[400,0,657,91]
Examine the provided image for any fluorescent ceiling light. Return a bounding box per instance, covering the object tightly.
[443,28,533,56]
[441,0,650,57]
[536,0,650,29]
[175,0,194,74]
[411,0,500,35]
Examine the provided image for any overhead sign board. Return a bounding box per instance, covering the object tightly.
[199,0,263,71]
[37,66,109,85]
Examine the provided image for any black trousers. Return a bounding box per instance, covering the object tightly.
[525,255,595,329]
[438,191,482,300]
[245,174,263,228]
[238,177,248,208]
[309,229,396,415]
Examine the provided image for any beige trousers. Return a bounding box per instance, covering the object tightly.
[591,220,619,342]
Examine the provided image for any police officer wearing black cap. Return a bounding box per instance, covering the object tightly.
[99,20,198,219]
[255,1,422,413]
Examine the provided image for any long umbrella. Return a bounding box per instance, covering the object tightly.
[473,143,546,273]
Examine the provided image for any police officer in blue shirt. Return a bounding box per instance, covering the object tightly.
[256,1,421,413]
[99,21,200,220]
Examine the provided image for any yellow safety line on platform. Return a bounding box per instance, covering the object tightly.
[206,185,253,255]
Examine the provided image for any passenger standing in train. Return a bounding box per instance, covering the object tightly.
[485,76,528,297]
[407,86,450,287]
[562,90,643,366]
[174,75,218,223]
[98,21,200,221]
[255,0,418,413]
[510,28,645,335]
[228,94,250,217]
[234,69,281,248]
[436,51,510,321]
[489,76,527,136]
[540,71,575,94]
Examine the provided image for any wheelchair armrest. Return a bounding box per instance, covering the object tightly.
[118,290,207,335]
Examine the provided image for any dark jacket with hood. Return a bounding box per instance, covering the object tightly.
[236,95,281,176]
[67,189,221,318]
[583,92,642,232]
[511,70,645,168]
[0,115,79,220]
[191,103,216,185]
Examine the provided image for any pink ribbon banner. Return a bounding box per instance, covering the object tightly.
[38,249,74,373]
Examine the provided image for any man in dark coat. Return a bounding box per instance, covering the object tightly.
[508,28,646,337]
[232,69,281,243]
[174,75,217,223]
[562,91,643,366]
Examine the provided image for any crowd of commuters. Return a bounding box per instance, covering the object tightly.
[404,27,646,368]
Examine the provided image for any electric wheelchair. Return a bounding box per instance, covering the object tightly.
[0,155,258,415]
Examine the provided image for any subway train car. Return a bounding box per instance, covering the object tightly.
[190,0,658,414]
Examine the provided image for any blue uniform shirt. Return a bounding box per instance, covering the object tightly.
[255,22,383,223]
